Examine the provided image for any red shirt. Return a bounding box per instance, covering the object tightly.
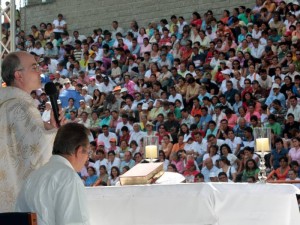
[191,19,202,28]
[159,37,171,47]
[120,134,130,145]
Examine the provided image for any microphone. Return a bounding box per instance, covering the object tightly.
[44,82,60,127]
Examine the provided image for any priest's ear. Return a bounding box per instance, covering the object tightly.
[13,69,24,84]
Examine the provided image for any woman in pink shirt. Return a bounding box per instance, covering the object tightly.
[224,108,238,129]
[140,37,152,57]
[137,27,149,46]
[124,74,136,96]
[244,103,261,123]
[289,137,300,165]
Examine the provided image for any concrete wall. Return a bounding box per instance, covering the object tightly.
[21,0,254,36]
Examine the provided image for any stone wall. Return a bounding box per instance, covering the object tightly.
[21,0,254,36]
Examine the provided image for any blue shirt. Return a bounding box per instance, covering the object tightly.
[198,114,212,130]
[85,175,98,186]
[103,38,115,48]
[130,44,141,56]
[265,92,286,108]
[201,166,219,182]
[99,116,111,127]
[271,148,289,169]
[198,93,211,105]
[205,127,218,139]
[233,101,243,115]
[120,159,135,172]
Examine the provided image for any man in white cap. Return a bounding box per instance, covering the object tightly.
[209,172,219,182]
[81,87,93,106]
[219,69,232,94]
[78,100,92,117]
[265,83,286,111]
[120,87,132,100]
[63,78,75,90]
[52,71,64,84]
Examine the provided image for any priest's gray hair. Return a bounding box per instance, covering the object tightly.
[1,52,22,86]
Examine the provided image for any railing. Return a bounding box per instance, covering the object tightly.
[24,0,55,7]
[267,180,300,184]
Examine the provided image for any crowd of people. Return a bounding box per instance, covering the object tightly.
[3,0,300,189]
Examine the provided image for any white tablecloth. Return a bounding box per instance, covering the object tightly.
[86,183,300,225]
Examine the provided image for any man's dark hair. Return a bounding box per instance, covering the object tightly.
[52,123,90,155]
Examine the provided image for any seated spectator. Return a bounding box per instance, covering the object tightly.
[216,119,231,140]
[198,106,211,132]
[183,159,200,182]
[212,105,226,128]
[217,156,237,182]
[233,118,248,139]
[286,96,300,122]
[205,120,219,139]
[161,135,173,159]
[242,158,259,182]
[244,103,261,123]
[267,156,290,181]
[158,150,170,171]
[286,169,300,189]
[202,145,220,166]
[108,166,120,186]
[85,166,98,186]
[225,130,242,156]
[224,108,238,130]
[220,143,241,172]
[265,114,282,136]
[271,99,287,126]
[120,151,135,172]
[194,173,205,182]
[283,113,300,139]
[201,158,219,182]
[119,140,130,161]
[288,137,300,165]
[265,83,286,110]
[107,151,121,174]
[93,150,108,176]
[290,161,300,178]
[270,138,289,170]
[133,152,143,165]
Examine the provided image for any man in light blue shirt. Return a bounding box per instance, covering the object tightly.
[120,151,135,172]
[201,158,219,182]
[265,83,286,112]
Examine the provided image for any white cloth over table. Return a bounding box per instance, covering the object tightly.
[86,183,300,225]
[87,184,217,225]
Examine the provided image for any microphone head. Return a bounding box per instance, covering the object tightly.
[44,82,58,96]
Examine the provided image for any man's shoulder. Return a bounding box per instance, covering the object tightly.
[109,132,117,137]
[28,157,77,184]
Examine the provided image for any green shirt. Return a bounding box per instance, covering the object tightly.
[174,107,182,120]
[238,13,249,25]
[242,168,260,182]
[265,122,282,136]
